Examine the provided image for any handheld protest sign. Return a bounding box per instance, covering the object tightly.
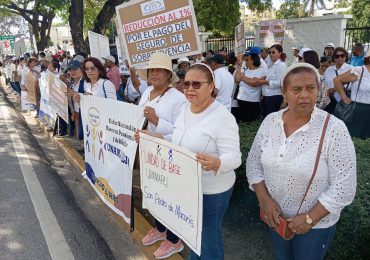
[257,19,286,48]
[115,0,201,68]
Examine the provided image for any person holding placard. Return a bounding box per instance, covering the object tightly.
[136,52,187,258]
[137,63,241,259]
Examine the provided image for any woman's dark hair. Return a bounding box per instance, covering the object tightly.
[187,64,216,97]
[320,56,328,63]
[332,47,349,62]
[207,49,214,55]
[50,60,60,72]
[282,67,320,92]
[202,52,207,58]
[247,53,261,67]
[364,56,370,65]
[27,57,38,66]
[303,50,320,69]
[82,57,107,82]
[270,44,286,62]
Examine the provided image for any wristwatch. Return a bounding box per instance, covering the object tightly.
[305,214,313,225]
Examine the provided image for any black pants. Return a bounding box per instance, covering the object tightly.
[324,97,337,114]
[238,100,261,122]
[262,95,283,118]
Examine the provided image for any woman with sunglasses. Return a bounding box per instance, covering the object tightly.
[256,44,287,117]
[137,63,241,259]
[137,52,187,259]
[323,47,353,113]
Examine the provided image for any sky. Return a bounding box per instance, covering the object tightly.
[272,0,283,9]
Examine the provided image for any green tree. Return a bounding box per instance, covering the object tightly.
[0,0,69,51]
[276,0,307,19]
[193,0,242,36]
[348,0,370,44]
[302,0,325,16]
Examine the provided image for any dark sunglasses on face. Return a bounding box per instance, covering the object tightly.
[334,54,346,59]
[183,81,209,89]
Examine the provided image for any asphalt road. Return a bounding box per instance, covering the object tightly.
[0,87,145,260]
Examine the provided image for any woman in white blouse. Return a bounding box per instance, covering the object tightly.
[334,49,370,139]
[246,63,356,260]
[256,44,287,117]
[137,52,187,258]
[138,63,241,259]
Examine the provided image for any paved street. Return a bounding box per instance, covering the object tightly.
[0,88,145,260]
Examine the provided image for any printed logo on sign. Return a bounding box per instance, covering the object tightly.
[140,0,165,16]
[88,107,101,127]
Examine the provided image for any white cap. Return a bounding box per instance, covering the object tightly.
[178,57,190,64]
[102,54,116,64]
[281,63,321,86]
[325,42,335,49]
[298,47,311,57]
[73,55,85,63]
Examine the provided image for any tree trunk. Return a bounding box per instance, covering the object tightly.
[91,0,125,35]
[69,0,89,54]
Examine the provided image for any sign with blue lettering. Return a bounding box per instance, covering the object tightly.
[139,133,202,255]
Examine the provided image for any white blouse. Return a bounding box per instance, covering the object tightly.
[171,101,241,194]
[263,59,287,96]
[246,107,356,229]
[138,86,187,136]
[84,78,117,99]
[349,66,370,104]
[324,63,353,102]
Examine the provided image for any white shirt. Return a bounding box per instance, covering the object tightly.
[263,59,287,96]
[72,78,84,111]
[84,78,117,99]
[21,66,29,87]
[246,107,356,229]
[259,58,268,71]
[265,55,273,69]
[324,63,353,102]
[124,76,148,102]
[214,67,234,110]
[138,86,187,136]
[237,67,267,102]
[171,101,241,194]
[349,66,370,104]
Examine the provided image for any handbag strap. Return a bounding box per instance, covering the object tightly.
[352,67,364,103]
[296,114,331,215]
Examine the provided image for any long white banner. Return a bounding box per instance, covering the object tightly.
[80,95,145,223]
[139,133,202,255]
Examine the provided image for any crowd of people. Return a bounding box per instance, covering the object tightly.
[0,40,367,259]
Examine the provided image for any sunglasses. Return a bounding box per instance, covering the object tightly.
[84,66,97,72]
[183,81,209,89]
[268,51,277,54]
[334,54,346,59]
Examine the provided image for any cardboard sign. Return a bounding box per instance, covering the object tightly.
[88,31,111,62]
[24,71,37,105]
[48,74,69,123]
[139,133,202,255]
[115,0,201,67]
[81,96,145,224]
[115,36,130,75]
[235,22,245,56]
[257,20,286,48]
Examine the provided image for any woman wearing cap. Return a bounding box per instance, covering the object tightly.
[246,63,356,260]
[256,44,287,117]
[323,47,353,114]
[334,49,370,138]
[137,62,241,259]
[137,53,187,258]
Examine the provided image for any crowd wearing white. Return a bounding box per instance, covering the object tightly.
[214,67,234,111]
[324,63,353,102]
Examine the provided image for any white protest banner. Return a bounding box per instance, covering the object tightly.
[21,91,32,111]
[115,36,129,75]
[88,31,110,62]
[139,133,202,255]
[235,22,245,56]
[14,38,26,57]
[48,73,68,123]
[39,72,56,127]
[80,96,145,224]
[257,19,286,48]
[115,0,201,67]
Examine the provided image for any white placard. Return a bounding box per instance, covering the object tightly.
[21,91,32,111]
[139,133,202,255]
[88,31,111,62]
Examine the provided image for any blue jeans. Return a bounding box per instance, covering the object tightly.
[270,225,336,260]
[189,186,234,260]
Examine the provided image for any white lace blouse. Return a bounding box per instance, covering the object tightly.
[246,107,357,229]
[350,66,370,104]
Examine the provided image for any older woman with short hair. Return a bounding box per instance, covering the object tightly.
[247,63,356,260]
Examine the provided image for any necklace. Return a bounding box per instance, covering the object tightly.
[191,98,214,114]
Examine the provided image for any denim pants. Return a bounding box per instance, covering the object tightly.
[189,186,234,260]
[270,224,336,260]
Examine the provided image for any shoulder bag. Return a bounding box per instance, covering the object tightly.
[260,114,331,240]
[334,67,364,123]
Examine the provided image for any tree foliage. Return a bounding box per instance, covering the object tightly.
[276,0,307,19]
[302,0,325,16]
[0,10,29,38]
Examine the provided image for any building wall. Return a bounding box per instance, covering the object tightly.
[254,15,352,65]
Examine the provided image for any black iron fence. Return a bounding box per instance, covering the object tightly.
[205,33,255,53]
[344,20,370,52]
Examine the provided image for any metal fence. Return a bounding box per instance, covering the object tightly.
[344,20,370,52]
[205,34,255,53]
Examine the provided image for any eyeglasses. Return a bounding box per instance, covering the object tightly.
[334,54,346,59]
[84,66,97,72]
[268,51,277,54]
[183,81,209,89]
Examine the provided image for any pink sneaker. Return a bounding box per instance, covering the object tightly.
[153,240,184,259]
[142,228,166,246]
